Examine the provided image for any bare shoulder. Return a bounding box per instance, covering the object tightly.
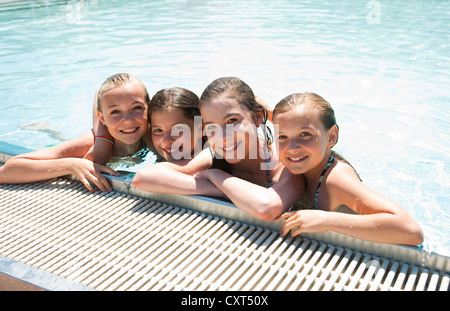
[328,160,361,186]
[325,160,367,211]
[327,160,403,214]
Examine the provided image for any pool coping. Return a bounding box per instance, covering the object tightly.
[1,141,449,290]
[0,255,93,291]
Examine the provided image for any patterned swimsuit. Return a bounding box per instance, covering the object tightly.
[311,154,335,210]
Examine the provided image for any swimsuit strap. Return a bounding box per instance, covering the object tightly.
[311,153,335,210]
[263,145,273,187]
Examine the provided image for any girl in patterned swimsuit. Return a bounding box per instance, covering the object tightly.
[272,92,423,246]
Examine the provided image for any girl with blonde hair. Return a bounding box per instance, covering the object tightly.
[0,73,149,192]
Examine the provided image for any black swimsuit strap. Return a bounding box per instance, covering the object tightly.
[311,154,335,210]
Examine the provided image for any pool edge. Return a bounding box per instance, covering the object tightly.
[1,141,449,291]
[0,255,94,291]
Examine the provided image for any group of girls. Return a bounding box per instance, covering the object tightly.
[0,73,424,246]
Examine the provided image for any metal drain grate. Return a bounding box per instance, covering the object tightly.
[1,178,449,291]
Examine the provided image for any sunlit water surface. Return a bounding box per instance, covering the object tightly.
[0,0,449,256]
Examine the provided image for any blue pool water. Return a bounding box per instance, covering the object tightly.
[0,0,449,256]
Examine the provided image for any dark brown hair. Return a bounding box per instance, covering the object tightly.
[149,87,200,120]
[199,77,272,145]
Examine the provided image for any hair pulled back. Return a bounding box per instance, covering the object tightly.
[273,92,336,131]
[96,73,150,112]
[149,87,200,119]
[200,77,272,145]
[274,92,361,176]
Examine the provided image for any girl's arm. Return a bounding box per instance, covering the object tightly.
[83,91,113,165]
[276,164,424,246]
[196,167,306,222]
[0,131,118,192]
[132,148,225,197]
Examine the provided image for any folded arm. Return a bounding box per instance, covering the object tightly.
[197,167,305,222]
[132,148,225,197]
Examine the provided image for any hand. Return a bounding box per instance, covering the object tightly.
[70,158,119,192]
[275,210,329,237]
[194,168,223,180]
[194,169,211,180]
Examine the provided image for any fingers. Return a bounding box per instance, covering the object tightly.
[78,176,95,193]
[81,168,116,192]
[79,174,107,192]
[90,173,112,192]
[280,222,300,238]
[100,165,120,177]
[278,212,302,238]
[274,211,295,222]
[288,226,303,238]
[90,164,121,192]
[73,159,119,192]
[194,171,208,180]
[96,166,120,192]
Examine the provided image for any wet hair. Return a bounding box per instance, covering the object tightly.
[149,87,200,119]
[96,73,150,112]
[199,77,272,145]
[273,92,336,132]
[273,92,360,178]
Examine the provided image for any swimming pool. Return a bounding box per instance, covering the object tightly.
[0,0,448,256]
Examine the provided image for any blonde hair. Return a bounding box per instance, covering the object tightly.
[274,92,360,176]
[96,73,150,112]
[273,92,336,131]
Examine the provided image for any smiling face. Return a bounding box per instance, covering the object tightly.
[200,94,262,163]
[274,104,338,175]
[98,83,148,146]
[151,107,197,161]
